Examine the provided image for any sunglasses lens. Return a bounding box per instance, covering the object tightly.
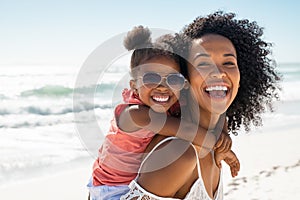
[142,73,161,88]
[167,74,185,90]
[141,72,185,90]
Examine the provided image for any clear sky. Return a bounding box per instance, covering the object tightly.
[1,0,299,65]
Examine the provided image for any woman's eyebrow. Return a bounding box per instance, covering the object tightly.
[224,53,236,58]
[193,53,210,61]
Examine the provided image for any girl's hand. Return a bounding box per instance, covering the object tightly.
[215,150,240,177]
[213,131,232,153]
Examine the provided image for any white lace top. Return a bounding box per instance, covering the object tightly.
[120,137,223,200]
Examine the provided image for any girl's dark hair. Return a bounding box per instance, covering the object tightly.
[183,11,281,133]
[123,26,186,77]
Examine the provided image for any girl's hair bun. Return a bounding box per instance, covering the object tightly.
[123,25,152,50]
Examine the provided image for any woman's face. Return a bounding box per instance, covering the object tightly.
[187,34,240,115]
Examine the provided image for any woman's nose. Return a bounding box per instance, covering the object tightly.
[210,66,226,79]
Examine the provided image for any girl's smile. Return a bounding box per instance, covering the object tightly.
[131,56,183,113]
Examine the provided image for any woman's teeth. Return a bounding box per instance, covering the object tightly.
[205,86,228,91]
[205,86,228,98]
[152,96,169,102]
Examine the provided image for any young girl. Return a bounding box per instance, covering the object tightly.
[121,12,280,200]
[88,26,239,200]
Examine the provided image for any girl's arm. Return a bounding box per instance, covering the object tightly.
[118,104,216,149]
[214,150,240,177]
[213,115,232,153]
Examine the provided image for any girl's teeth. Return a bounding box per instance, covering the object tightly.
[152,96,169,102]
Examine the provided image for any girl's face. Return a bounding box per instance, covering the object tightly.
[131,56,183,113]
[187,34,240,116]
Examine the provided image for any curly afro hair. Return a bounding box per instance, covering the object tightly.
[183,11,281,134]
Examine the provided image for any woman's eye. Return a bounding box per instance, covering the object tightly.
[224,62,236,67]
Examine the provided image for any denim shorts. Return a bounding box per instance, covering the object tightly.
[87,178,130,200]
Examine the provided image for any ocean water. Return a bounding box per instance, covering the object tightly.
[0,63,131,186]
[0,63,299,186]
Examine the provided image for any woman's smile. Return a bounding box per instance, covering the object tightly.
[204,83,230,100]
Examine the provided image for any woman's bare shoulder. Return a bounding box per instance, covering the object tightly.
[143,135,169,154]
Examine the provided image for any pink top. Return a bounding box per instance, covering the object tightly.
[92,89,156,186]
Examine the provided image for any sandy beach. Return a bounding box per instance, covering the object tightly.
[0,126,299,200]
[223,128,300,199]
[0,158,94,200]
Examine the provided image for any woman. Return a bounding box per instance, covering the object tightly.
[121,11,280,199]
